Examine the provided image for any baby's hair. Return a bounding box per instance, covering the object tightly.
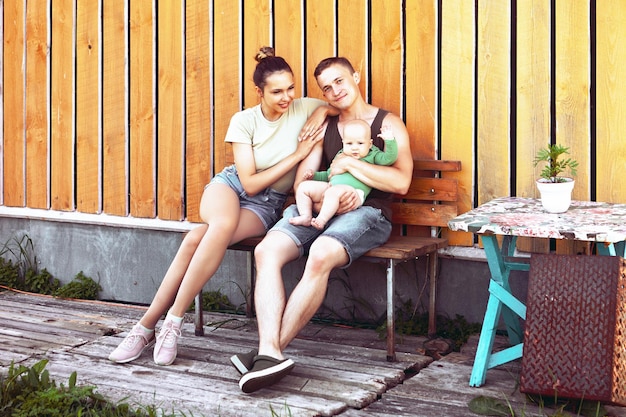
[343,119,371,137]
[253,46,293,90]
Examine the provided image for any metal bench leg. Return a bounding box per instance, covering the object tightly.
[386,258,397,362]
[244,251,255,318]
[427,251,438,337]
[194,291,204,336]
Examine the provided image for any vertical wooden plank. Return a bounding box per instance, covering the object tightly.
[405,0,435,159]
[305,0,335,100]
[243,0,270,109]
[337,0,367,101]
[476,1,511,206]
[555,1,590,200]
[0,0,3,205]
[554,1,590,255]
[370,1,402,116]
[157,1,184,220]
[275,0,304,96]
[213,0,241,174]
[76,0,100,213]
[185,0,212,222]
[515,0,550,254]
[407,0,450,240]
[50,0,75,211]
[596,1,626,203]
[129,0,155,218]
[3,0,26,207]
[440,0,475,246]
[25,1,49,209]
[103,0,128,216]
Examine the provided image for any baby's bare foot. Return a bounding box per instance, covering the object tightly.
[311,217,328,230]
[289,215,312,226]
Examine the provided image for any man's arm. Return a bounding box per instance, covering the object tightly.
[330,113,412,195]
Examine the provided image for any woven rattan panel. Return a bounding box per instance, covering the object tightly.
[520,254,626,406]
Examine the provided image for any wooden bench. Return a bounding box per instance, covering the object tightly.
[193,159,462,361]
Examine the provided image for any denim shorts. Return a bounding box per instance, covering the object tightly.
[207,165,288,230]
[271,203,392,267]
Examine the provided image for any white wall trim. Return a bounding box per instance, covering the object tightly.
[0,206,198,233]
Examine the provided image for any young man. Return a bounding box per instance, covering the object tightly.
[233,57,413,393]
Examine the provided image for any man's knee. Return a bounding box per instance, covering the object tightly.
[307,237,347,272]
[255,232,298,267]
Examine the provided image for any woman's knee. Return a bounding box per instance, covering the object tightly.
[181,226,207,249]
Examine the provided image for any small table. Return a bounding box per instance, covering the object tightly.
[447,197,626,387]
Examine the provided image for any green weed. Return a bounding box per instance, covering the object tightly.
[0,359,182,417]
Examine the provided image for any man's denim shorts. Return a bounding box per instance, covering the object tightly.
[271,203,392,267]
[207,165,288,230]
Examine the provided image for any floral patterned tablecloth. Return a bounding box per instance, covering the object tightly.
[448,197,626,243]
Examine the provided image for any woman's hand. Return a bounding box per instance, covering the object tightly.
[294,123,325,160]
[298,105,335,141]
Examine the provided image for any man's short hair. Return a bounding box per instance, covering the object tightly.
[314,57,356,78]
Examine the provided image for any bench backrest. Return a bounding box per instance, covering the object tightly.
[390,159,462,235]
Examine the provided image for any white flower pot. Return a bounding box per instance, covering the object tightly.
[536,178,575,213]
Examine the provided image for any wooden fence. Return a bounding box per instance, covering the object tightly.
[1,1,625,251]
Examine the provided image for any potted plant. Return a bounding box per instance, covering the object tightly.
[533,144,578,213]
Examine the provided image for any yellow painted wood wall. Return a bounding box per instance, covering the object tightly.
[2,1,626,251]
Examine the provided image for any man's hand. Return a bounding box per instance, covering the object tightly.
[335,186,360,214]
[328,152,352,178]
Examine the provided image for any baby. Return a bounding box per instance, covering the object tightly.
[289,119,398,230]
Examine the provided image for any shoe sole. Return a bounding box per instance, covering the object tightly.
[230,355,249,375]
[109,340,155,364]
[154,349,177,366]
[230,349,258,375]
[239,358,295,393]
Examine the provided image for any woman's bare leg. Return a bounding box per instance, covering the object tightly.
[139,183,266,326]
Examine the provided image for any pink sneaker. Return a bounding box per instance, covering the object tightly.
[153,318,182,366]
[108,324,154,363]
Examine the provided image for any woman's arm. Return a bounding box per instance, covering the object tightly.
[234,134,322,196]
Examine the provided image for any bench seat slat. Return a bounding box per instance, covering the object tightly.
[362,236,448,260]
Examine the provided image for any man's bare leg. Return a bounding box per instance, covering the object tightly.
[278,236,348,348]
[254,231,300,360]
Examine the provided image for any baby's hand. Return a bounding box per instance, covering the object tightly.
[303,169,314,180]
[378,124,394,140]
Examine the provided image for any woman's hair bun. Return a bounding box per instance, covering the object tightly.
[255,46,276,62]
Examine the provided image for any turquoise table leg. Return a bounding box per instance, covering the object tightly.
[470,235,528,387]
[469,284,502,386]
[481,236,523,345]
[596,241,626,257]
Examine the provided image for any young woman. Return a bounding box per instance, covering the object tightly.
[109,47,334,366]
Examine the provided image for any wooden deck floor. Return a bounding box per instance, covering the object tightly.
[1,291,625,417]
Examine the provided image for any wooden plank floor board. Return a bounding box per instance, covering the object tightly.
[2,291,626,416]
